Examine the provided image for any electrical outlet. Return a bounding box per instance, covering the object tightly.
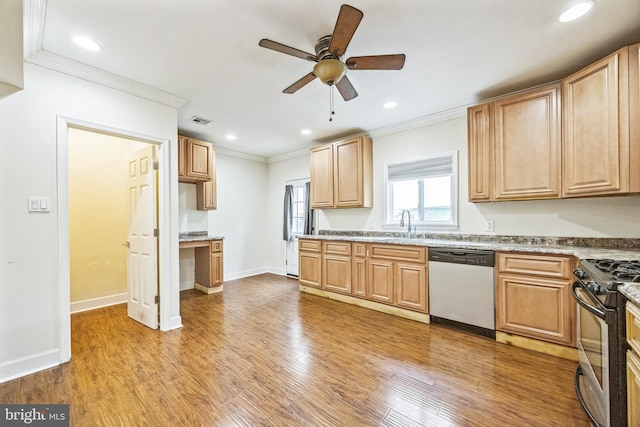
[485,220,494,232]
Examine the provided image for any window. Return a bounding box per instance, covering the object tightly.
[384,151,458,229]
[291,184,306,235]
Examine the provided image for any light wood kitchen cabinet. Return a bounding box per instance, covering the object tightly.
[181,238,223,293]
[368,244,428,312]
[468,103,493,202]
[368,259,394,304]
[629,43,640,193]
[627,301,640,426]
[210,240,223,286]
[395,262,427,312]
[298,239,322,288]
[352,243,367,297]
[196,150,217,210]
[310,136,372,209]
[563,46,634,197]
[322,241,352,295]
[496,252,575,346]
[178,135,214,183]
[468,83,562,202]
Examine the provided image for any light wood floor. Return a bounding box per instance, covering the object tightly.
[1,273,590,426]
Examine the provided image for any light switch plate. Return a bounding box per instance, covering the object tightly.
[28,197,51,212]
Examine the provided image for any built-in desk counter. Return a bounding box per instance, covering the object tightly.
[179,232,224,294]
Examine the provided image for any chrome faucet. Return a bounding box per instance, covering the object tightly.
[399,209,412,238]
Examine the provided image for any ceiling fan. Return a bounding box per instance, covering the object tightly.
[258,4,406,104]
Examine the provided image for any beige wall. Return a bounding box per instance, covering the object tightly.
[68,128,146,305]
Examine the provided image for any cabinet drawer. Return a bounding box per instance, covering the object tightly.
[353,243,366,258]
[210,240,223,253]
[299,239,322,252]
[497,252,574,279]
[369,244,426,264]
[323,241,351,256]
[627,302,640,355]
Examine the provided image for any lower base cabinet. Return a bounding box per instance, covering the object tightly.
[299,240,322,288]
[299,239,429,314]
[627,301,640,426]
[496,252,575,346]
[396,262,427,312]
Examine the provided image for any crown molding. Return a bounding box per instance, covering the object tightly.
[212,145,268,163]
[367,105,468,139]
[23,0,187,108]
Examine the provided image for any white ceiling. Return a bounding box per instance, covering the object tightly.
[28,0,640,159]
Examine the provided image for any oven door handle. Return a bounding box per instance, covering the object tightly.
[571,281,607,321]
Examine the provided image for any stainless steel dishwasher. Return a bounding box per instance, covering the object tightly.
[428,247,496,338]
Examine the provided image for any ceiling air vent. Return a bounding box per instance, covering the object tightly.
[189,116,213,126]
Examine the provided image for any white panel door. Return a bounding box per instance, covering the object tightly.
[127,145,158,329]
[286,237,299,276]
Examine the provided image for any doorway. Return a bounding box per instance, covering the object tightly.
[56,117,176,364]
[285,178,310,277]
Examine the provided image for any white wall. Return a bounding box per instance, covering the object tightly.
[0,63,178,382]
[178,152,270,285]
[313,115,640,238]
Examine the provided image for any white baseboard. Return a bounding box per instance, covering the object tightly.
[224,267,272,281]
[0,349,61,384]
[70,292,127,314]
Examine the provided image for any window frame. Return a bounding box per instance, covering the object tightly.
[382,150,459,230]
[289,180,308,236]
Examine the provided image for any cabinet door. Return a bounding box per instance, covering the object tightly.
[352,257,366,297]
[563,47,630,196]
[187,138,213,181]
[310,144,334,208]
[368,259,394,304]
[468,103,493,202]
[334,137,372,208]
[210,251,223,286]
[628,350,640,427]
[496,274,574,346]
[196,179,216,210]
[494,84,561,200]
[299,251,321,288]
[178,136,187,179]
[395,263,427,312]
[629,43,640,193]
[323,254,352,294]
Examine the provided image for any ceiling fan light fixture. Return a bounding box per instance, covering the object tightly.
[313,59,347,85]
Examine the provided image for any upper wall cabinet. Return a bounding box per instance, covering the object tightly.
[178,135,217,210]
[562,46,636,197]
[178,135,214,183]
[310,136,373,209]
[468,83,562,202]
[631,43,640,194]
[469,43,640,203]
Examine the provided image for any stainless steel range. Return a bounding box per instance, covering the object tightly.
[572,258,640,427]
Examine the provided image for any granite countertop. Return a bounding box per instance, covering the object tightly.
[621,284,640,306]
[301,233,640,260]
[303,231,640,304]
[179,231,225,242]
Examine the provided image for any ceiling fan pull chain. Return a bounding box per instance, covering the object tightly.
[329,84,335,122]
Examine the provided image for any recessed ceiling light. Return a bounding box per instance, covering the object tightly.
[72,36,102,52]
[301,129,312,135]
[559,1,595,22]
[225,134,237,141]
[383,101,398,109]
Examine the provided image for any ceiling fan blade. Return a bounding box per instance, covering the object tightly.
[283,72,317,94]
[346,54,406,70]
[335,75,358,101]
[259,39,317,62]
[328,4,363,57]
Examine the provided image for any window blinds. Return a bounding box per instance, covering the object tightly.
[387,154,453,181]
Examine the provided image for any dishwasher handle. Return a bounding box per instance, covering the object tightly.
[428,248,495,267]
